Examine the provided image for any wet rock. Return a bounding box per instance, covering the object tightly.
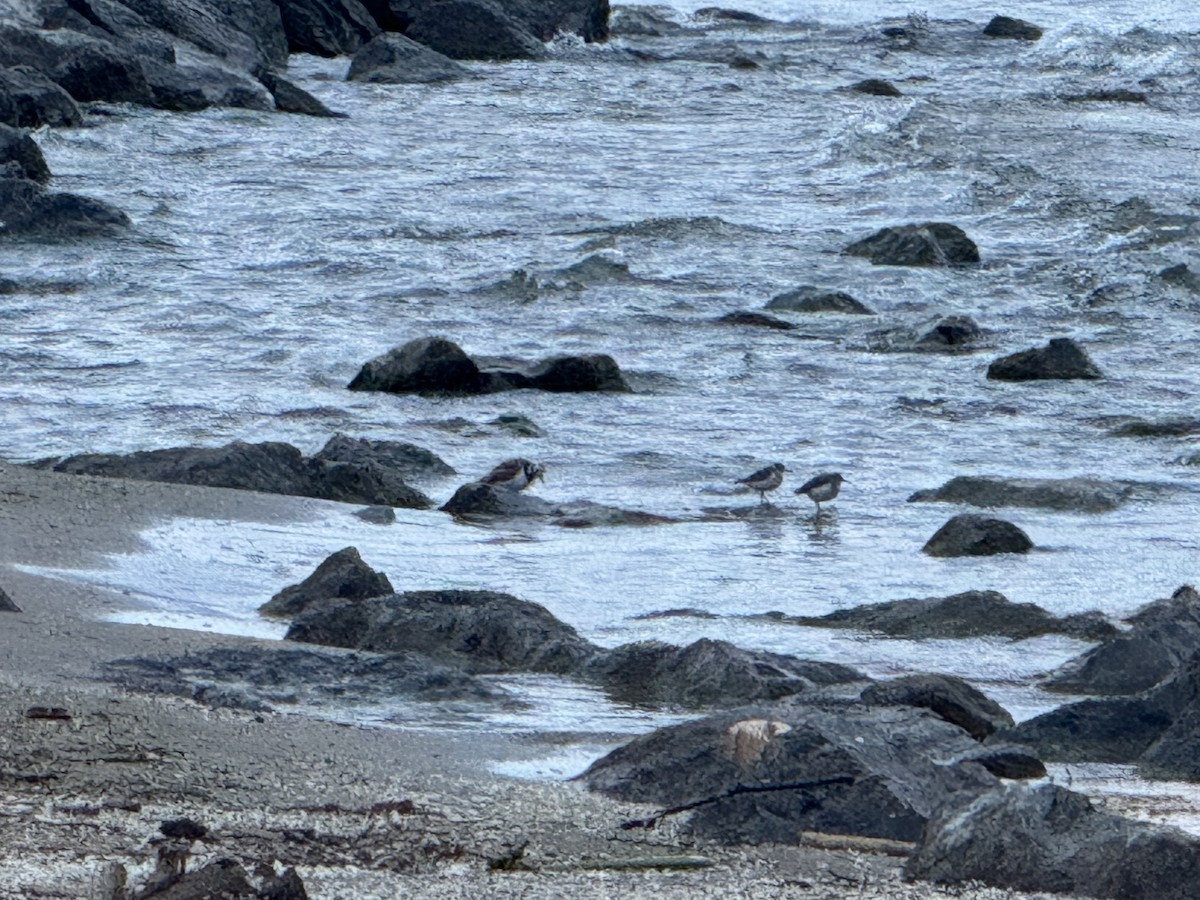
[51,440,434,508]
[346,33,468,83]
[1159,263,1200,292]
[0,27,155,104]
[313,433,455,480]
[259,547,393,619]
[848,78,901,97]
[440,481,672,527]
[0,586,19,612]
[694,7,774,25]
[861,674,1013,740]
[953,745,1046,780]
[515,354,629,392]
[0,175,131,240]
[765,285,874,315]
[404,0,547,60]
[844,222,980,267]
[581,703,1000,844]
[0,123,48,184]
[1065,88,1148,104]
[286,589,599,675]
[1109,417,1200,438]
[0,66,82,128]
[353,504,395,524]
[114,0,289,73]
[275,0,380,56]
[257,68,346,117]
[714,311,795,330]
[141,57,273,111]
[631,608,718,621]
[1044,586,1200,696]
[547,253,631,288]
[500,0,611,43]
[348,336,481,393]
[491,413,542,437]
[906,783,1200,899]
[610,7,685,37]
[138,856,255,899]
[160,818,208,840]
[1002,696,1176,764]
[987,337,1102,381]
[908,475,1136,513]
[770,590,1113,642]
[582,638,865,709]
[982,15,1043,41]
[1099,197,1198,245]
[915,315,983,349]
[921,514,1033,557]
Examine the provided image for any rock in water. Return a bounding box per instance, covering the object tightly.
[259,547,393,618]
[0,123,50,183]
[921,514,1033,557]
[982,15,1043,41]
[844,222,980,266]
[347,337,482,393]
[346,34,469,83]
[765,286,874,315]
[0,66,83,128]
[908,475,1134,513]
[987,338,1102,381]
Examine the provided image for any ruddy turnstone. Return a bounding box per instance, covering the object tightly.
[480,458,545,491]
[736,462,786,503]
[795,472,845,518]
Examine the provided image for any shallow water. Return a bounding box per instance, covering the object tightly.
[5,0,1200,819]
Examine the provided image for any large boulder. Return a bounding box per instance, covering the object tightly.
[921,514,1033,557]
[313,433,455,480]
[1044,586,1200,696]
[439,481,671,527]
[500,0,610,42]
[273,0,380,56]
[987,337,1102,381]
[908,475,1137,513]
[906,783,1200,899]
[0,65,83,127]
[403,0,547,60]
[0,123,49,184]
[0,175,131,240]
[516,354,629,392]
[117,0,290,72]
[49,440,434,508]
[285,589,599,674]
[777,590,1114,642]
[861,674,1013,741]
[0,27,154,104]
[844,223,980,266]
[259,547,393,618]
[256,68,346,117]
[714,311,796,330]
[140,56,273,111]
[581,703,1002,844]
[346,33,468,83]
[1001,696,1177,765]
[581,638,865,709]
[982,15,1043,40]
[765,285,874,315]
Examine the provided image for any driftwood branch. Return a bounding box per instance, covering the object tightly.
[619,774,856,831]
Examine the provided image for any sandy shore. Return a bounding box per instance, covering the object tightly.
[0,463,1061,898]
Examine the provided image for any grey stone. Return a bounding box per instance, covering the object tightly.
[844,222,980,266]
[921,514,1033,557]
[987,338,1102,381]
[259,547,393,619]
[346,33,468,84]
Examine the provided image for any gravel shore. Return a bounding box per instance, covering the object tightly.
[0,463,1069,898]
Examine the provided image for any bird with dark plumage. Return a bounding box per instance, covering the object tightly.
[736,462,786,503]
[480,458,545,491]
[795,472,845,518]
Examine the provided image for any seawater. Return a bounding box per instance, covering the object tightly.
[4,0,1200,818]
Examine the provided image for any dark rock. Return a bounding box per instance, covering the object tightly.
[501,0,610,42]
[440,481,671,527]
[631,608,718,621]
[1139,660,1200,780]
[987,337,1102,381]
[915,315,982,349]
[0,586,19,612]
[548,254,631,287]
[778,590,1113,642]
[139,857,256,899]
[867,315,985,353]
[348,336,482,393]
[1109,417,1200,438]
[259,547,393,618]
[582,638,865,709]
[908,475,1136,513]
[518,354,629,392]
[1099,197,1198,245]
[0,176,131,240]
[1002,696,1175,764]
[694,7,773,25]
[313,433,455,480]
[0,65,83,128]
[491,413,542,437]
[849,78,901,97]
[954,745,1046,780]
[609,7,684,37]
[921,514,1033,557]
[51,440,433,508]
[346,33,468,83]
[141,58,273,111]
[906,783,1200,899]
[160,818,208,840]
[765,285,874,315]
[1159,263,1200,292]
[1045,586,1200,696]
[0,27,154,105]
[861,673,1013,740]
[404,0,547,61]
[260,868,308,900]
[714,310,795,330]
[353,504,395,524]
[982,15,1042,40]
[257,68,346,117]
[0,123,49,184]
[581,703,1000,844]
[273,0,380,56]
[1065,88,1148,103]
[844,222,980,267]
[117,0,290,72]
[285,589,599,675]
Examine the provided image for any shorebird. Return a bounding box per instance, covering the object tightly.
[736,462,786,503]
[795,472,845,518]
[480,458,545,491]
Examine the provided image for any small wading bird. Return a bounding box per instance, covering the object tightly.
[795,472,846,519]
[736,462,786,503]
[480,458,545,491]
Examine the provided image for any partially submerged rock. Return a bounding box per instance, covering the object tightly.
[921,514,1033,557]
[402,0,548,60]
[765,285,874,315]
[440,481,672,527]
[257,68,347,117]
[908,475,1137,513]
[982,15,1043,41]
[1109,417,1200,438]
[0,65,83,128]
[714,310,795,330]
[906,783,1200,899]
[313,433,455,481]
[347,33,468,83]
[848,78,901,97]
[987,338,1102,381]
[0,174,131,240]
[259,547,393,619]
[844,223,980,267]
[0,123,50,183]
[866,315,985,353]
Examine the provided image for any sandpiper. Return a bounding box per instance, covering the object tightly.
[736,462,786,503]
[795,472,845,518]
[480,458,545,491]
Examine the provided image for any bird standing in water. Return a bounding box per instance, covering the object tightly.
[480,458,545,491]
[795,472,845,519]
[736,462,786,503]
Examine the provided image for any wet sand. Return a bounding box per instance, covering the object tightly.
[0,463,1061,898]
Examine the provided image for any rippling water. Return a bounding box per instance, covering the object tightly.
[5,2,1200,801]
